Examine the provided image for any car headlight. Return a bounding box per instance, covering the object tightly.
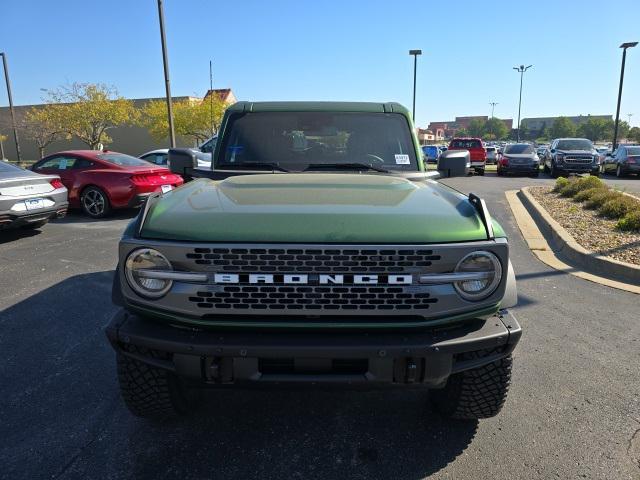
[453,251,502,301]
[125,248,173,298]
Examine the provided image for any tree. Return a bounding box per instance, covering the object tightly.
[577,117,612,141]
[139,95,226,145]
[0,133,7,159]
[484,118,509,140]
[46,83,137,149]
[548,117,576,138]
[454,128,469,137]
[467,119,485,137]
[21,105,67,158]
[628,127,640,143]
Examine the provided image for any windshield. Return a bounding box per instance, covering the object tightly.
[0,160,24,173]
[99,153,152,167]
[625,147,640,155]
[556,139,593,151]
[217,112,418,171]
[505,144,534,154]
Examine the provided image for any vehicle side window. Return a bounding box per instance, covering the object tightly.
[72,158,94,169]
[145,153,167,165]
[33,156,77,171]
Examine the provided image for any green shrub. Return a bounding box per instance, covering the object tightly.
[616,211,640,232]
[560,175,604,198]
[573,187,604,203]
[553,177,570,192]
[599,196,640,219]
[584,190,623,209]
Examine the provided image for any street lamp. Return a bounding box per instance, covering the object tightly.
[513,64,532,142]
[409,50,422,123]
[157,0,176,148]
[612,42,637,150]
[489,102,499,138]
[0,52,22,161]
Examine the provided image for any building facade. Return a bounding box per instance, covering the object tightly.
[427,116,513,139]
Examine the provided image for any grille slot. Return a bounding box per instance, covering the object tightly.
[188,285,438,311]
[186,248,441,273]
[564,155,593,164]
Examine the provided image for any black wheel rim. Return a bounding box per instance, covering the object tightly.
[83,190,105,216]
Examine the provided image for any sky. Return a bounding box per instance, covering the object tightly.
[2,0,639,128]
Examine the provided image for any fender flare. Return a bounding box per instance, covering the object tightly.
[501,260,518,309]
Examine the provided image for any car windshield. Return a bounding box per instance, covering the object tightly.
[505,144,534,154]
[486,147,496,152]
[217,111,418,171]
[98,153,153,167]
[625,147,640,155]
[451,139,482,149]
[556,139,593,150]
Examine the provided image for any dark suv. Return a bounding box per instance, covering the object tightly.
[543,138,600,177]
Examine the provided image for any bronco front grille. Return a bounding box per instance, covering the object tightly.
[185,248,442,273]
[188,285,438,311]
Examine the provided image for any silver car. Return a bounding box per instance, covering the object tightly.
[0,160,68,230]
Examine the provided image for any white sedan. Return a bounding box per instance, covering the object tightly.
[139,149,212,169]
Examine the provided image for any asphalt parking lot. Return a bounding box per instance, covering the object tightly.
[1,172,639,480]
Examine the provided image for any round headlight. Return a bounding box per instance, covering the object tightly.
[454,251,502,301]
[125,248,173,298]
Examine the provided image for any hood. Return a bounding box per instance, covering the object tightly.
[140,174,494,243]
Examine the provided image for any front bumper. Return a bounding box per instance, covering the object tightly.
[105,308,522,388]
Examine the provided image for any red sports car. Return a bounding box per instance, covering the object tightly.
[31,150,183,218]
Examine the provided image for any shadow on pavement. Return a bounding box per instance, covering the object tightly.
[0,225,42,244]
[52,208,138,225]
[0,271,479,480]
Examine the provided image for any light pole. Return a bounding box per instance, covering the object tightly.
[0,52,22,161]
[157,0,176,148]
[209,60,214,137]
[489,102,498,118]
[489,102,498,138]
[627,113,633,127]
[409,50,422,123]
[513,64,532,142]
[612,42,637,150]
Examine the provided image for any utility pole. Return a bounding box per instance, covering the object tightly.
[209,60,214,137]
[513,65,532,142]
[0,52,22,161]
[613,42,637,150]
[157,0,176,148]
[409,50,422,123]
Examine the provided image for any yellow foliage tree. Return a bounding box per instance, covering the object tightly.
[139,95,227,146]
[21,105,68,158]
[0,133,7,160]
[46,83,138,149]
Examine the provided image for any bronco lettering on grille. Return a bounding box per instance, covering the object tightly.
[212,273,413,285]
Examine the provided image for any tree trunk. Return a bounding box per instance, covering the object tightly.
[39,147,45,159]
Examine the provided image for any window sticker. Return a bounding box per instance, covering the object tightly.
[395,154,410,165]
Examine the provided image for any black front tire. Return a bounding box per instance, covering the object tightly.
[430,352,513,420]
[550,162,559,178]
[117,348,202,419]
[476,168,485,176]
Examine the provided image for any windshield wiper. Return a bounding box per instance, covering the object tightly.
[218,162,290,172]
[304,163,390,173]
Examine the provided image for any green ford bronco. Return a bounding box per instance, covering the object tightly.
[106,102,521,420]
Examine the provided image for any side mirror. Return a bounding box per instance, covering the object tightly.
[437,150,471,177]
[605,152,613,157]
[168,148,198,180]
[550,149,555,153]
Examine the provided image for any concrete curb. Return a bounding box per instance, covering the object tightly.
[516,187,640,289]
